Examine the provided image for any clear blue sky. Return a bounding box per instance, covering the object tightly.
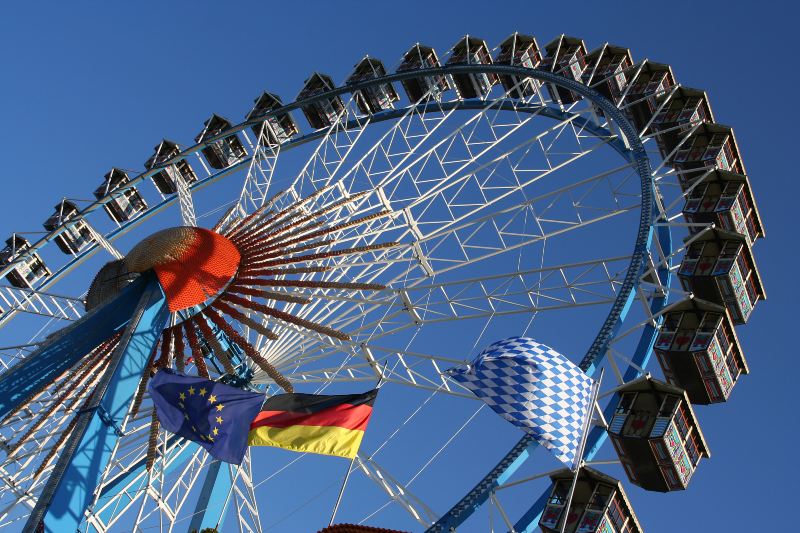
[0,1,795,532]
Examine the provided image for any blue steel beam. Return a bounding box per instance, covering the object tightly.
[188,459,233,532]
[0,276,151,419]
[24,273,169,532]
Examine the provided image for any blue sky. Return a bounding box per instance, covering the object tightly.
[0,1,796,532]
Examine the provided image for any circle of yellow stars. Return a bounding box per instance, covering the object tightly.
[177,385,225,443]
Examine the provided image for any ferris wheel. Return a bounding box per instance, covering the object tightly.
[0,32,764,533]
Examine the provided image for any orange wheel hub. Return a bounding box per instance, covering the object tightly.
[127,227,241,312]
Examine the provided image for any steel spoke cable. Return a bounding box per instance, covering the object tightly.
[359,403,486,525]
[353,321,492,522]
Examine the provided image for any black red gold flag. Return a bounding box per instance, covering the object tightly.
[248,389,378,458]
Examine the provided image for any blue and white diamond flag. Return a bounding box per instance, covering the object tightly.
[447,336,594,468]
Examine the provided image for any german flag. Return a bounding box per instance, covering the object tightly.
[248,390,378,459]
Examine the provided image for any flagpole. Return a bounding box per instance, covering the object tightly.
[328,364,386,527]
[329,456,357,526]
[558,368,603,533]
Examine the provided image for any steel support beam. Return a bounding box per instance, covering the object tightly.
[0,276,153,419]
[25,274,169,532]
[188,459,233,532]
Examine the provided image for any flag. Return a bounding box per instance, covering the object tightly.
[248,389,378,459]
[447,337,594,468]
[148,369,265,464]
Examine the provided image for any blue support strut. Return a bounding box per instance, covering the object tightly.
[188,459,233,532]
[0,275,155,420]
[24,273,169,532]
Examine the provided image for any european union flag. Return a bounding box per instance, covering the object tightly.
[148,369,265,464]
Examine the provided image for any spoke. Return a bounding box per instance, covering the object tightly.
[238,131,282,215]
[175,171,198,226]
[294,95,373,194]
[240,93,639,378]
[85,224,124,260]
[279,342,474,399]
[355,455,438,527]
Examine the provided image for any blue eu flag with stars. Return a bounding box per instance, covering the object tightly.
[148,369,265,464]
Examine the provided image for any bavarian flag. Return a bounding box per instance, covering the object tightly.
[248,389,378,458]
